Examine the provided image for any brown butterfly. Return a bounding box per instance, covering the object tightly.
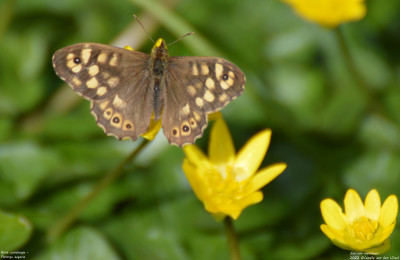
[52,38,245,147]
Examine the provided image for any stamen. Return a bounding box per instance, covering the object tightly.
[348,216,378,241]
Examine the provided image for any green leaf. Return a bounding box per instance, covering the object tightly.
[0,142,61,201]
[38,227,120,260]
[0,210,32,251]
[343,149,400,196]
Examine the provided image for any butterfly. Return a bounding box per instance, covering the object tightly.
[52,37,245,147]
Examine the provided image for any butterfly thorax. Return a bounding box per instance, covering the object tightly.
[150,38,169,121]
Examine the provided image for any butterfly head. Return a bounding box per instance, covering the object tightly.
[152,38,168,57]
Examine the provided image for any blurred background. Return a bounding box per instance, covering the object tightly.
[0,0,399,259]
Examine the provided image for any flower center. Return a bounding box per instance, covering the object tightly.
[348,216,378,242]
[204,165,247,203]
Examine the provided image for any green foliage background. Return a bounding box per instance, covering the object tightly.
[0,0,399,259]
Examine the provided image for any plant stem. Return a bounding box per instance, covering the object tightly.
[224,217,242,260]
[334,27,379,112]
[47,138,150,242]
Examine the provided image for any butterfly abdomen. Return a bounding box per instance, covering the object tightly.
[151,39,169,121]
[152,58,165,119]
[153,77,164,121]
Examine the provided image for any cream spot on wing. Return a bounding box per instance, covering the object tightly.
[109,54,118,66]
[66,53,74,60]
[228,71,235,79]
[205,78,215,89]
[99,100,109,110]
[88,64,100,76]
[71,64,82,73]
[182,103,190,115]
[203,90,215,102]
[219,93,228,103]
[108,77,120,88]
[97,52,107,63]
[112,95,126,109]
[215,63,224,80]
[226,77,234,87]
[187,85,196,96]
[66,59,75,69]
[193,111,201,121]
[86,77,99,89]
[195,81,203,89]
[96,86,107,96]
[102,72,110,79]
[72,76,82,87]
[195,98,204,107]
[81,48,92,64]
[221,81,230,90]
[192,63,199,76]
[201,64,209,75]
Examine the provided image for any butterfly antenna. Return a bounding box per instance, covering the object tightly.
[168,32,194,47]
[133,14,154,43]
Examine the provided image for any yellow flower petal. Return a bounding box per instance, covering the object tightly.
[281,0,367,28]
[320,224,346,245]
[124,46,134,51]
[248,163,286,193]
[344,189,365,223]
[364,189,381,222]
[379,195,398,227]
[224,208,242,220]
[208,119,235,166]
[183,144,210,169]
[330,237,356,251]
[182,160,206,201]
[204,199,220,214]
[207,111,222,121]
[142,118,162,140]
[236,191,263,210]
[320,199,346,230]
[380,222,396,243]
[364,239,391,255]
[219,192,263,220]
[234,129,271,182]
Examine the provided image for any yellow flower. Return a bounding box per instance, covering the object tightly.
[281,0,367,27]
[182,118,287,220]
[320,189,398,254]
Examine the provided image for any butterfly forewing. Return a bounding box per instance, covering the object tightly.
[162,57,245,146]
[52,43,154,140]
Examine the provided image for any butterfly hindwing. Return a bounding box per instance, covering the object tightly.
[89,75,154,140]
[162,57,245,146]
